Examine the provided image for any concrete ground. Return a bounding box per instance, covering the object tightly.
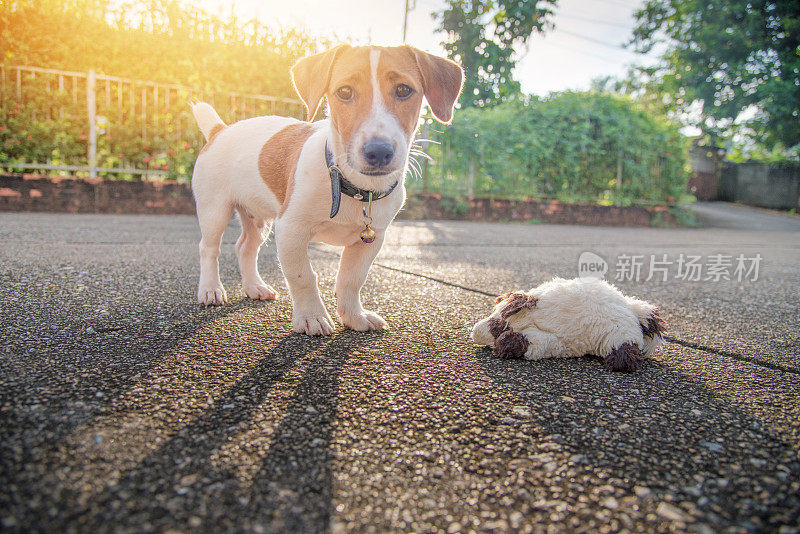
[688,201,800,233]
[1,208,799,533]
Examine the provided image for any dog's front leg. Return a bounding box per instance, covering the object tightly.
[275,220,335,336]
[335,233,389,331]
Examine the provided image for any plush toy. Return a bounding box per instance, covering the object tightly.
[471,277,666,372]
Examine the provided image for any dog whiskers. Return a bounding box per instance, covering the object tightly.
[409,149,433,162]
[406,155,423,180]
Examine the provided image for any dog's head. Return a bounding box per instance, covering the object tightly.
[471,292,538,359]
[291,45,464,190]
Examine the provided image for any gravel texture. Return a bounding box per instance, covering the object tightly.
[1,211,799,533]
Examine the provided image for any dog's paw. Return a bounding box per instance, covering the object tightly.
[243,281,278,300]
[198,284,227,306]
[293,312,335,336]
[339,310,388,332]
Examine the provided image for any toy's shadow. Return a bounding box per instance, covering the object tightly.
[472,345,798,528]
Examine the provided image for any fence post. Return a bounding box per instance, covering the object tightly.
[420,120,429,193]
[467,159,475,197]
[87,69,97,178]
[616,146,623,206]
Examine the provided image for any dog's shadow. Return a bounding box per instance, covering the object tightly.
[69,328,388,533]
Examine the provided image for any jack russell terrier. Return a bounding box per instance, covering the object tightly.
[190,45,464,335]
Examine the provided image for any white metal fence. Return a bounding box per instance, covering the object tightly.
[0,65,305,179]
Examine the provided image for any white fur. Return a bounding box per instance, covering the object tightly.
[471,278,664,360]
[329,48,411,193]
[189,49,418,335]
[190,102,225,140]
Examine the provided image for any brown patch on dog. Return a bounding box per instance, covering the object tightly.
[604,342,643,373]
[291,45,348,121]
[488,317,509,339]
[198,124,226,155]
[641,310,667,338]
[324,47,374,152]
[375,47,426,137]
[494,330,529,360]
[404,46,464,124]
[258,123,316,208]
[500,293,538,320]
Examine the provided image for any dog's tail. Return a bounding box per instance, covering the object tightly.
[627,297,667,355]
[190,100,226,141]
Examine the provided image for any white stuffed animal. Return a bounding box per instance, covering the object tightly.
[471,277,666,372]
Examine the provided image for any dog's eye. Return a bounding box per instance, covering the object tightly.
[335,86,354,102]
[395,84,413,100]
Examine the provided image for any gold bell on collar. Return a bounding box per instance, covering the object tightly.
[360,225,376,244]
[360,191,377,244]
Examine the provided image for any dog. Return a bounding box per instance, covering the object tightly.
[471,278,666,372]
[189,45,463,335]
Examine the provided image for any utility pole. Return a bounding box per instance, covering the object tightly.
[402,0,416,43]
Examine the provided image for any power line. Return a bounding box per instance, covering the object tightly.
[543,39,639,64]
[590,0,643,9]
[558,13,632,30]
[403,0,417,43]
[557,28,642,53]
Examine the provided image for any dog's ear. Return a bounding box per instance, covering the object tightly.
[640,308,667,339]
[499,292,538,320]
[291,45,348,122]
[405,46,464,124]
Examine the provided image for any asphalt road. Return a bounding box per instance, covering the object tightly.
[1,210,799,533]
[687,201,800,233]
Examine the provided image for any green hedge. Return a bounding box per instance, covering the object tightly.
[420,92,690,204]
[0,0,314,180]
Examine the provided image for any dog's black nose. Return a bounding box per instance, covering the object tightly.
[362,139,394,167]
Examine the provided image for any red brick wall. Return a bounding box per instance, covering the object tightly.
[402,194,675,227]
[0,174,676,226]
[0,174,195,215]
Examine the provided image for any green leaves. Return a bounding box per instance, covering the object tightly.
[631,0,800,152]
[422,92,689,204]
[434,0,557,108]
[0,1,321,98]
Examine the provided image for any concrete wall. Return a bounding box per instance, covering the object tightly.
[721,163,800,210]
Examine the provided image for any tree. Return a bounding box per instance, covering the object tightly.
[434,0,557,108]
[631,0,800,151]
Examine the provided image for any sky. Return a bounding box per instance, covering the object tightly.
[199,0,657,96]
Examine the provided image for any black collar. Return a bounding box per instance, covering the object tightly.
[325,142,399,218]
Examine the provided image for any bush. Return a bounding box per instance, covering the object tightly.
[420,91,690,204]
[0,1,320,97]
[0,0,317,180]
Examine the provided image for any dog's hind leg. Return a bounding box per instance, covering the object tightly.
[235,209,278,300]
[196,201,233,306]
[519,327,568,360]
[599,324,646,372]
